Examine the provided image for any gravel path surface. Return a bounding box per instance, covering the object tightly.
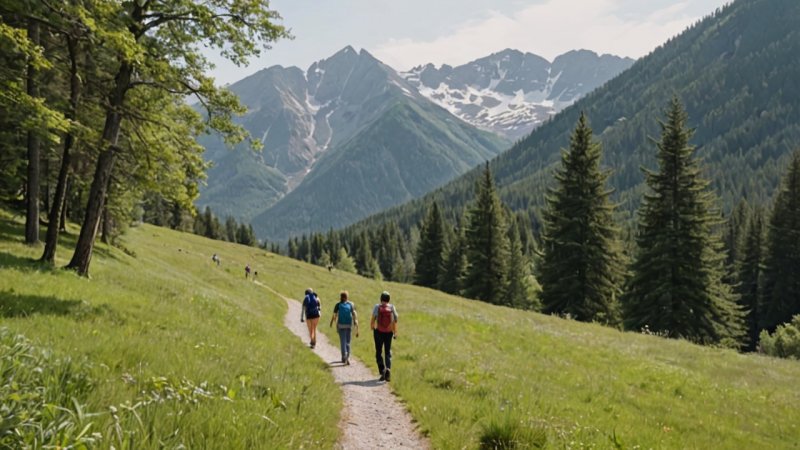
[258,283,429,449]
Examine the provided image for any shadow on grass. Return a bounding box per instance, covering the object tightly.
[0,290,119,322]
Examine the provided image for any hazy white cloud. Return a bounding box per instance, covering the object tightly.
[373,0,700,70]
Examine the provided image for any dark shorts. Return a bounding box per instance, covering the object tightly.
[306,313,320,320]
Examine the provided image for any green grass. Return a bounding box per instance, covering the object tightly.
[0,209,340,449]
[3,208,800,449]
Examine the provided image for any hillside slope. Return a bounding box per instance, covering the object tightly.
[255,99,506,240]
[353,0,800,234]
[0,210,341,449]
[3,211,800,448]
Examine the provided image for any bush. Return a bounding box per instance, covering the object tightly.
[759,315,800,359]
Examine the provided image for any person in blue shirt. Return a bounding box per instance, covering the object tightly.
[330,290,359,364]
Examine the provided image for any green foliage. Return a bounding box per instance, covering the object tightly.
[760,151,800,330]
[623,99,744,345]
[539,113,622,323]
[737,209,765,350]
[464,164,510,305]
[758,315,800,359]
[0,329,96,448]
[414,202,445,288]
[335,247,357,273]
[505,221,538,310]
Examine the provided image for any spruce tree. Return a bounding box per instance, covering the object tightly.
[464,163,510,304]
[738,209,765,350]
[761,151,800,330]
[539,113,622,323]
[622,98,743,345]
[506,220,537,310]
[414,201,445,288]
[439,222,468,295]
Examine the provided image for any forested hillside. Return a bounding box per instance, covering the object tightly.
[355,0,800,233]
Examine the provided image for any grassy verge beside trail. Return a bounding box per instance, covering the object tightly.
[0,209,340,449]
[261,238,800,449]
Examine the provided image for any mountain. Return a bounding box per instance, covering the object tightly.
[198,46,634,241]
[198,47,508,239]
[403,49,635,141]
[349,0,800,239]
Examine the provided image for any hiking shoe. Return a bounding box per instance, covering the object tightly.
[384,369,391,382]
[379,370,386,381]
[345,357,350,365]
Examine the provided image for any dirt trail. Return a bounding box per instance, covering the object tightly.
[257,282,429,449]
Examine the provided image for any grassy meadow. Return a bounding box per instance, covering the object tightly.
[0,209,340,448]
[3,208,800,449]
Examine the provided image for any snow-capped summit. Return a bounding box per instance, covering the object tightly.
[403,49,635,140]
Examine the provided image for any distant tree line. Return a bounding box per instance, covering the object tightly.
[0,1,287,276]
[286,99,800,354]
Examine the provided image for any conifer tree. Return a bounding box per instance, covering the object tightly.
[738,209,765,350]
[622,98,743,345]
[414,201,445,288]
[464,163,510,304]
[506,220,537,310]
[539,113,622,323]
[439,222,468,295]
[761,151,800,330]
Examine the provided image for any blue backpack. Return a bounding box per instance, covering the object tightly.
[337,302,353,325]
[305,294,319,316]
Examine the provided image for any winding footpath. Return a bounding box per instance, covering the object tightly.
[257,282,429,449]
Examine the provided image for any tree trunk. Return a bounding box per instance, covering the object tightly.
[25,20,41,245]
[67,61,131,276]
[59,178,69,232]
[42,35,80,264]
[101,202,110,245]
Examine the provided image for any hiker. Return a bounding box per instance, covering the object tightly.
[245,264,251,279]
[330,290,358,364]
[370,291,398,382]
[301,288,321,348]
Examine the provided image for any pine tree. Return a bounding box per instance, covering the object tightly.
[539,113,622,323]
[439,223,468,295]
[506,220,537,310]
[738,209,765,351]
[761,151,800,331]
[622,98,743,345]
[414,201,445,288]
[463,163,510,304]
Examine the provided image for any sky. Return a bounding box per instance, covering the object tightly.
[206,0,731,85]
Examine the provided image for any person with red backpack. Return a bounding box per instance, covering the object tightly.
[301,288,321,349]
[370,291,398,382]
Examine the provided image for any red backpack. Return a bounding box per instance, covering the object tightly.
[377,304,394,333]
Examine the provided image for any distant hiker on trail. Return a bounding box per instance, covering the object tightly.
[330,290,358,364]
[301,288,321,349]
[212,253,220,266]
[371,291,398,382]
[245,264,251,279]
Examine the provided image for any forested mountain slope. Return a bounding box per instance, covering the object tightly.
[351,0,800,234]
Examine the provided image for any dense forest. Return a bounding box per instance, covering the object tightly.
[0,0,287,276]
